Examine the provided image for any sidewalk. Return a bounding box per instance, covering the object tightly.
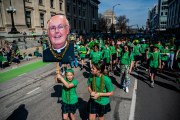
[0,47,43,73]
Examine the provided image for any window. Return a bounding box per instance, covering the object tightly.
[25,11,31,28]
[161,12,163,16]
[83,21,85,29]
[79,8,81,16]
[82,10,85,17]
[50,0,54,8]
[165,12,168,15]
[67,5,70,13]
[79,20,81,29]
[39,0,43,5]
[40,13,44,28]
[93,7,95,18]
[60,2,62,11]
[73,6,76,14]
[74,19,76,29]
[73,0,76,3]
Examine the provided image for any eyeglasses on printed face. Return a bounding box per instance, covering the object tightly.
[49,24,68,32]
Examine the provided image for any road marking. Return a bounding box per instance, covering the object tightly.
[27,87,40,95]
[18,73,27,77]
[129,78,137,120]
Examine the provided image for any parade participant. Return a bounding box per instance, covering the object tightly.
[119,45,134,93]
[102,42,111,74]
[87,62,114,120]
[146,44,161,88]
[78,43,87,70]
[175,46,180,83]
[109,41,117,71]
[116,44,122,69]
[90,45,103,68]
[43,15,74,62]
[140,39,148,65]
[132,40,141,71]
[168,39,176,70]
[57,69,78,120]
[160,44,170,72]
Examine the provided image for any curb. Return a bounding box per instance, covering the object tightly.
[129,78,137,120]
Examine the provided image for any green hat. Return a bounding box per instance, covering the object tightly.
[65,69,74,74]
[153,44,159,48]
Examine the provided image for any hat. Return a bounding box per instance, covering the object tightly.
[65,69,74,74]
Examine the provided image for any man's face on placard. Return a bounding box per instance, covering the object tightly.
[48,15,70,49]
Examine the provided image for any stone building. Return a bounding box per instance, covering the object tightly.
[0,0,100,35]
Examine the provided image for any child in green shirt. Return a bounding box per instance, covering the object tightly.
[79,43,87,70]
[57,69,78,120]
[87,62,114,120]
[119,45,134,93]
[147,44,161,88]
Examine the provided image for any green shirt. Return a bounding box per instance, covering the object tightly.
[110,46,116,55]
[117,48,122,57]
[169,45,176,53]
[79,46,87,58]
[62,78,78,104]
[102,47,111,58]
[140,44,148,53]
[87,75,114,105]
[133,44,141,55]
[161,48,170,61]
[120,52,134,65]
[149,51,161,68]
[91,51,102,64]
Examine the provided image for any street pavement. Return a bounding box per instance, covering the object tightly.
[0,59,137,120]
[134,66,180,120]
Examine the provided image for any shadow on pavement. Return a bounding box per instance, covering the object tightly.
[109,76,121,88]
[51,84,63,103]
[155,80,180,93]
[156,73,176,83]
[131,72,150,87]
[78,98,88,120]
[6,104,28,120]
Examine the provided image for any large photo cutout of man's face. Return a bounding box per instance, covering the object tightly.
[43,15,74,63]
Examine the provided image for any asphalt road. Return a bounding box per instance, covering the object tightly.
[134,66,180,120]
[0,62,136,120]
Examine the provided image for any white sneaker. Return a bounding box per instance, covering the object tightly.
[125,87,129,93]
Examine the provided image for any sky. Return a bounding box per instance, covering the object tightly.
[99,0,158,28]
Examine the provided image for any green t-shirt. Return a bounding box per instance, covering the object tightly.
[110,46,116,55]
[102,47,111,58]
[120,52,134,65]
[169,45,176,53]
[91,51,102,64]
[140,44,148,53]
[161,48,170,61]
[149,51,161,68]
[87,75,114,105]
[117,48,122,57]
[79,46,87,58]
[62,78,78,104]
[133,44,141,55]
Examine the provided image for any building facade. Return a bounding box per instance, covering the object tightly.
[158,0,168,31]
[0,0,100,35]
[0,0,65,34]
[166,0,180,36]
[148,5,159,32]
[103,9,117,32]
[65,0,100,34]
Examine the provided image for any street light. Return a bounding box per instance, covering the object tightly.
[111,3,120,33]
[6,0,20,34]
